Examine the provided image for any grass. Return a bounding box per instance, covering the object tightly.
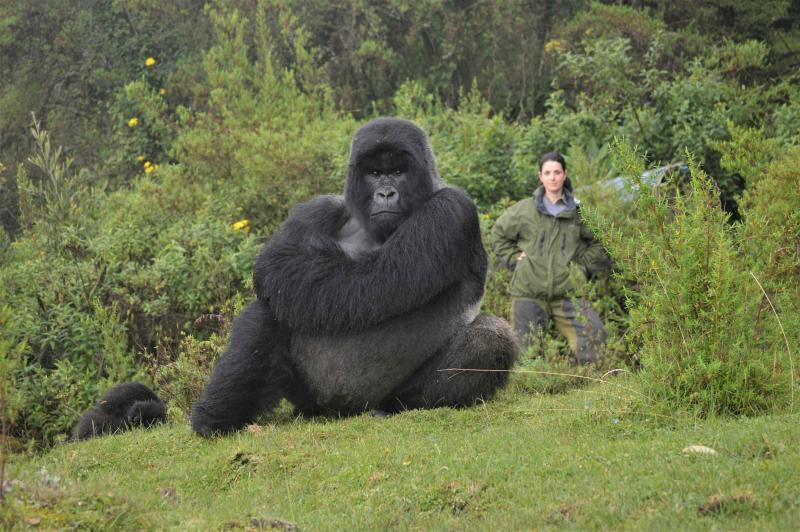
[4,374,799,530]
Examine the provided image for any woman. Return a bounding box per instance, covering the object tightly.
[491,151,609,363]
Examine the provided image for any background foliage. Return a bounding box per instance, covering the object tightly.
[0,0,798,447]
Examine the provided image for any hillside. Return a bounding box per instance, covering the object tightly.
[5,379,799,530]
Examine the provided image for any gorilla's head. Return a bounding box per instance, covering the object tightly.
[345,118,444,242]
[125,400,166,428]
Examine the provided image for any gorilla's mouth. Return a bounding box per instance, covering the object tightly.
[370,210,403,218]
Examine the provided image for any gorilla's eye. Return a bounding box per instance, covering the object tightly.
[392,169,402,175]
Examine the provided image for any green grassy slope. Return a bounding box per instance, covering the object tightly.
[5,378,799,530]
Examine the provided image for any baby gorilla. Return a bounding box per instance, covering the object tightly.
[73,382,167,440]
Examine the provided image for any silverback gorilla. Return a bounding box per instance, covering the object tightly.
[190,117,519,436]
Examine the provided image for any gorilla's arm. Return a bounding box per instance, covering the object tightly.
[254,187,486,333]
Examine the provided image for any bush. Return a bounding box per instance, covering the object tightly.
[586,140,794,417]
[429,90,518,207]
[154,313,232,422]
[0,5,352,446]
[719,125,799,400]
[0,305,25,457]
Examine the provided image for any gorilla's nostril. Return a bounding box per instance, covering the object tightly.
[375,187,397,200]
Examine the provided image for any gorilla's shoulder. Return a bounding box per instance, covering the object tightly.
[289,195,347,220]
[431,186,481,217]
[282,195,349,232]
[436,185,475,204]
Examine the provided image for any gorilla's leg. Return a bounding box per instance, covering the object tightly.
[191,300,295,437]
[380,315,519,412]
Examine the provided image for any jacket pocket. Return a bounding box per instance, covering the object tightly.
[561,225,581,262]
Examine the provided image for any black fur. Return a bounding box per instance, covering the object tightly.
[73,382,167,440]
[191,117,519,437]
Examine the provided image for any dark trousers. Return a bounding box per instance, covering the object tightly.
[511,297,607,364]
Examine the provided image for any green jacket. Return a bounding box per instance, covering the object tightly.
[491,186,609,300]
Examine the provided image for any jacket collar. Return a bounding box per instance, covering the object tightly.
[534,186,577,217]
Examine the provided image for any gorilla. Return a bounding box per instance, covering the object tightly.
[74,382,167,440]
[190,117,518,437]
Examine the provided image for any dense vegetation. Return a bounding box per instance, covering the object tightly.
[0,0,797,456]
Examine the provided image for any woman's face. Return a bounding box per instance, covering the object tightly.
[539,160,567,196]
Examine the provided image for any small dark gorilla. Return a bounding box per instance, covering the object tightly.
[73,382,167,440]
[191,117,519,437]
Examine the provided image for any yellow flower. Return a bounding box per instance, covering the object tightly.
[482,212,491,220]
[232,219,250,231]
[144,165,155,174]
[544,40,563,54]
[136,155,145,161]
[145,57,157,67]
[159,88,166,96]
[143,160,152,168]
[128,117,139,127]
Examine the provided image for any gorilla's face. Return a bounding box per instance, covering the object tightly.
[355,148,430,242]
[344,118,442,243]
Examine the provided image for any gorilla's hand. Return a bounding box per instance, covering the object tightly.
[254,187,485,333]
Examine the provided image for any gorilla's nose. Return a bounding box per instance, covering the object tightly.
[374,186,398,207]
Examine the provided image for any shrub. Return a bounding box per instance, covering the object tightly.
[0,4,358,447]
[154,322,230,422]
[1,130,271,446]
[171,3,354,223]
[432,93,518,206]
[106,78,176,180]
[0,304,25,466]
[586,140,794,417]
[719,125,799,400]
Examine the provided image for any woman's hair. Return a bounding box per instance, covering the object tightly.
[538,151,572,191]
[539,151,566,171]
